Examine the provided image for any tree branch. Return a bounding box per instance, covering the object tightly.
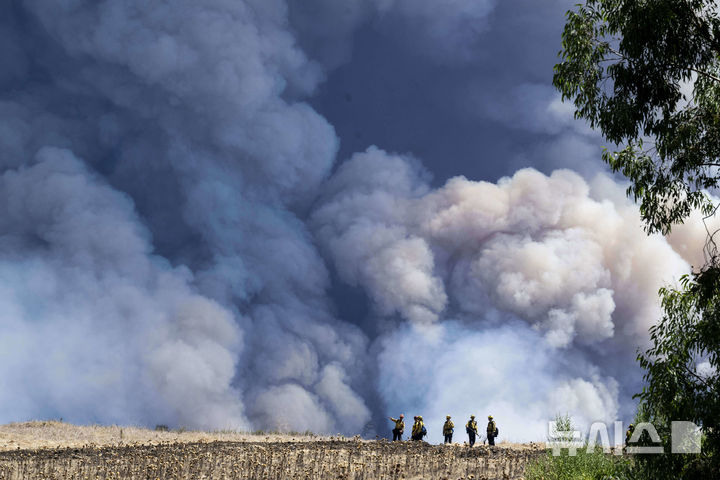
[677,361,713,391]
[605,45,720,84]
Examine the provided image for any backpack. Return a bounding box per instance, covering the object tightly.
[421,425,427,437]
[494,427,499,437]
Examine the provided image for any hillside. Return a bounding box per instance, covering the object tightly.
[0,422,545,479]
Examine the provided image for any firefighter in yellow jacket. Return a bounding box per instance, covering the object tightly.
[486,416,498,446]
[443,415,454,444]
[466,415,478,446]
[411,416,426,441]
[389,414,405,441]
[625,424,635,445]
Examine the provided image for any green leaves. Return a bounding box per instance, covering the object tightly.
[554,0,720,235]
[556,2,720,478]
[632,270,720,479]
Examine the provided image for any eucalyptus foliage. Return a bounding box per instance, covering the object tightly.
[632,275,720,478]
[554,0,720,235]
[555,1,720,478]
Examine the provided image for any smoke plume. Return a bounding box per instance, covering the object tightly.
[312,147,693,439]
[0,0,709,442]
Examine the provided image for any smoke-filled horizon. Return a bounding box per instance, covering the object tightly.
[0,0,712,443]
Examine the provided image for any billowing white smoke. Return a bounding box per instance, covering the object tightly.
[0,0,710,441]
[376,322,620,442]
[314,147,689,345]
[312,147,692,440]
[0,147,244,429]
[0,0,371,433]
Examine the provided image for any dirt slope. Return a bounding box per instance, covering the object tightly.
[0,422,545,480]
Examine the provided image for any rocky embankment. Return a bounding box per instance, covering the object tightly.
[0,422,544,479]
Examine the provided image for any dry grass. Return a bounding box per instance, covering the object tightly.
[0,422,545,479]
[0,421,331,451]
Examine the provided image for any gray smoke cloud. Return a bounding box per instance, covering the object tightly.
[313,148,689,344]
[0,147,244,428]
[0,0,710,441]
[0,0,369,433]
[288,0,496,68]
[312,147,694,440]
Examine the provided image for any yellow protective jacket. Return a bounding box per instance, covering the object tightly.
[390,418,405,432]
[466,420,478,433]
[487,420,497,435]
[412,420,424,437]
[443,420,454,435]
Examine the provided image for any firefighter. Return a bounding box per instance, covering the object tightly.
[443,415,454,444]
[389,414,405,441]
[486,416,498,446]
[466,415,478,447]
[411,416,426,441]
[625,423,635,445]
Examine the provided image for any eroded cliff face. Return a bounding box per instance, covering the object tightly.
[0,439,543,480]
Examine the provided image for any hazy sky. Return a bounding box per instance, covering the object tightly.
[0,0,702,443]
[301,0,605,182]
